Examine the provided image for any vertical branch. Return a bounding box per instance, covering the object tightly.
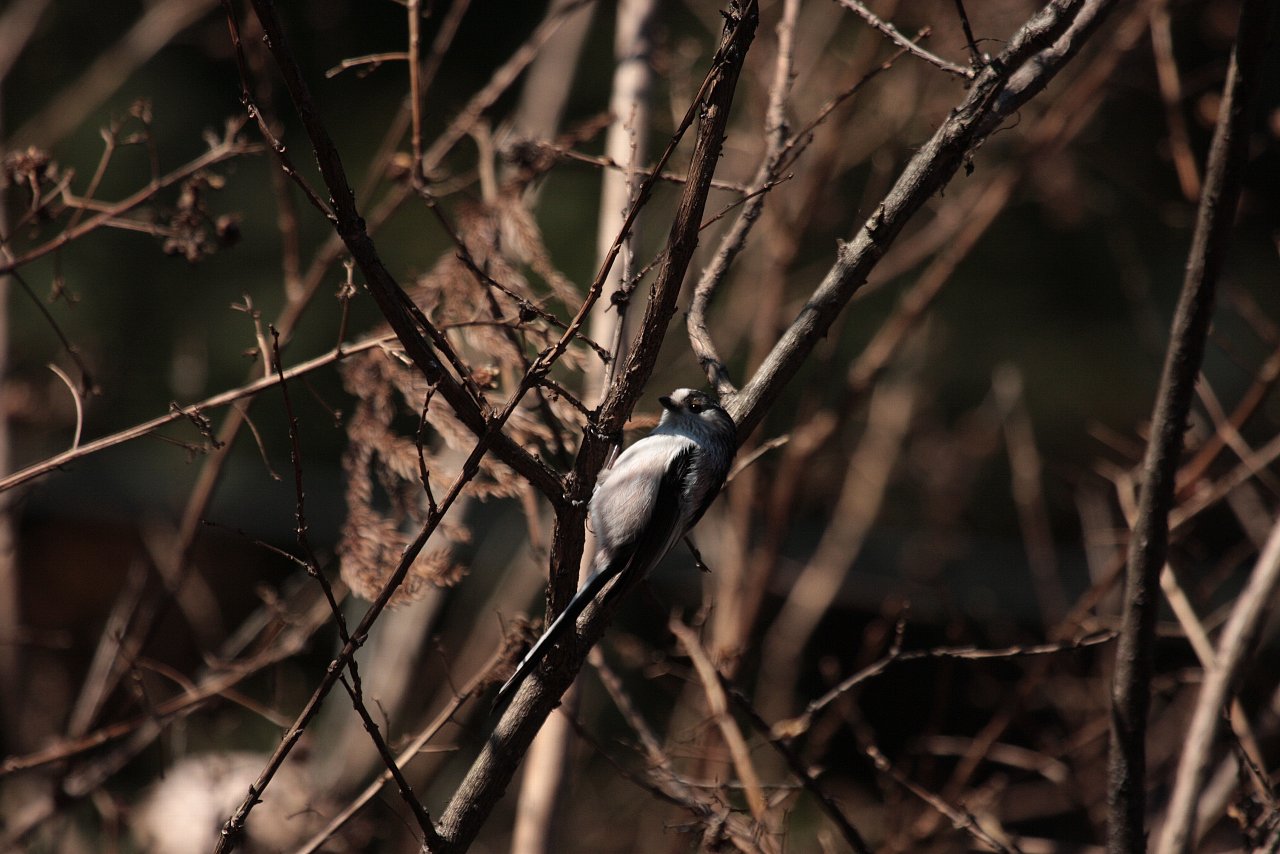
[427,7,760,852]
[0,90,20,753]
[994,365,1066,627]
[591,0,658,388]
[512,2,658,851]
[687,0,799,400]
[407,0,424,179]
[1105,0,1272,850]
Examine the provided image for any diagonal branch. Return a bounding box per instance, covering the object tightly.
[729,0,1118,441]
[240,0,562,501]
[669,619,769,824]
[1155,518,1280,854]
[716,670,872,854]
[834,0,973,78]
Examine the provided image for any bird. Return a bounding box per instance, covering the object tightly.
[493,388,737,711]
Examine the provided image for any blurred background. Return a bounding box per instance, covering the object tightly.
[2,0,1279,851]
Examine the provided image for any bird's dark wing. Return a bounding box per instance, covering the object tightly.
[685,446,731,530]
[685,473,720,530]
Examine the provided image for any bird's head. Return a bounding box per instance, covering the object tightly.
[657,388,735,441]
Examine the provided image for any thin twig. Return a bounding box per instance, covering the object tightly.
[454,244,611,362]
[238,0,563,501]
[669,619,769,823]
[0,129,256,276]
[730,0,1114,441]
[865,743,1020,853]
[588,650,764,854]
[293,643,509,854]
[6,268,96,393]
[950,0,983,66]
[833,0,973,78]
[419,0,598,176]
[784,630,1116,738]
[0,590,332,777]
[716,671,873,854]
[0,333,399,495]
[407,0,423,175]
[687,0,800,399]
[324,51,409,79]
[1156,516,1280,854]
[46,363,84,450]
[268,328,439,843]
[221,0,335,222]
[528,142,755,193]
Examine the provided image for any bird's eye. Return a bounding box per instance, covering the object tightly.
[689,401,703,413]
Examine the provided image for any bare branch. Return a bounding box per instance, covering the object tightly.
[0,334,398,495]
[833,0,973,79]
[730,0,1118,442]
[294,643,509,854]
[0,130,256,276]
[1156,516,1280,854]
[424,7,761,851]
[237,0,563,501]
[865,743,1018,853]
[714,660,873,853]
[688,0,800,399]
[1109,0,1275,848]
[669,619,768,824]
[950,0,983,66]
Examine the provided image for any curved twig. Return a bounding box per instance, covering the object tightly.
[46,364,83,451]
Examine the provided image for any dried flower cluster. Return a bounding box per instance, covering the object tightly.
[337,184,591,603]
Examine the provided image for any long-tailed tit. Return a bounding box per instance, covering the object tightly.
[494,388,736,709]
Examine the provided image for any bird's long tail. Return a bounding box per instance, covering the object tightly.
[492,563,618,713]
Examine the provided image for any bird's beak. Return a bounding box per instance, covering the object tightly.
[658,395,676,411]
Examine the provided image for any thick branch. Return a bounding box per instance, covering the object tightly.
[427,2,1131,848]
[1108,0,1273,850]
[425,5,760,851]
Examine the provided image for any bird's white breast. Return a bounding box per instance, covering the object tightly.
[590,434,696,556]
